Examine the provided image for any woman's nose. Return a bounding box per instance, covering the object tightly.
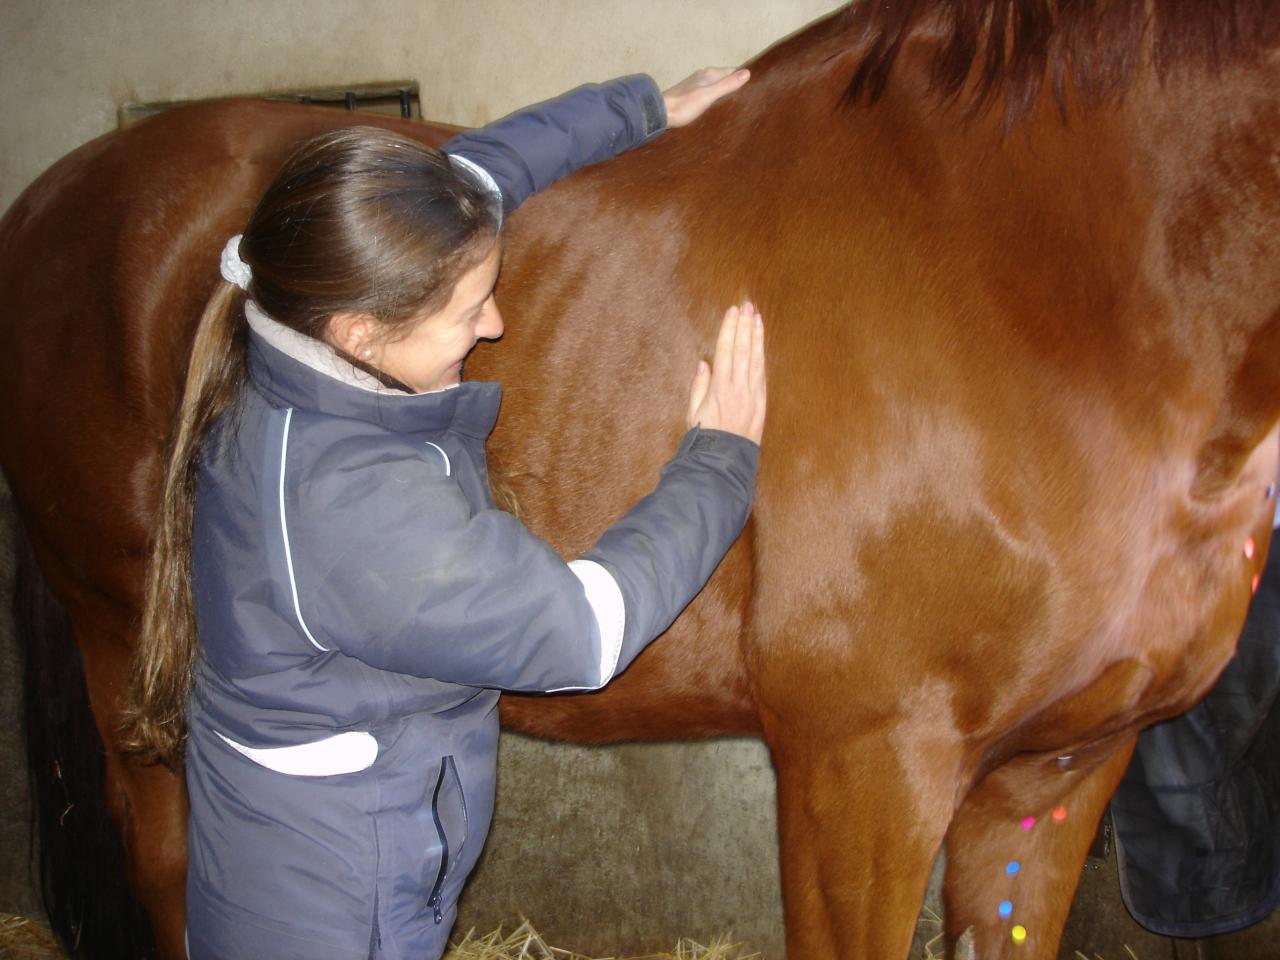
[477,302,504,340]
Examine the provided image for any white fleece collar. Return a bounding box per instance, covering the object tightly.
[244,300,459,397]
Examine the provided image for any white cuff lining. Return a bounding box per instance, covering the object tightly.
[552,559,626,691]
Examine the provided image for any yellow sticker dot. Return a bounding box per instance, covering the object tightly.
[1011,924,1028,945]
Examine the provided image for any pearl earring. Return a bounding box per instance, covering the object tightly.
[361,348,373,359]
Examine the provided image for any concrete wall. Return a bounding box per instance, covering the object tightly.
[0,1,840,956]
[1,0,838,214]
[468,735,784,955]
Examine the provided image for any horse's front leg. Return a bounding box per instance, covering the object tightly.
[942,740,1135,959]
[770,723,961,958]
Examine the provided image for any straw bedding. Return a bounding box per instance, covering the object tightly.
[0,912,950,960]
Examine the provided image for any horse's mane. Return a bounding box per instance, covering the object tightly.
[844,0,1280,124]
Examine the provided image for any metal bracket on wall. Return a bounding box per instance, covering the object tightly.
[118,82,421,128]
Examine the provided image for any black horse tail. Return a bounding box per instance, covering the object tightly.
[16,520,156,958]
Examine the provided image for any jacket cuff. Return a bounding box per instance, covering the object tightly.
[609,74,667,145]
[673,426,760,488]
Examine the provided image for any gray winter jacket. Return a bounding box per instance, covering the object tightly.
[184,76,759,960]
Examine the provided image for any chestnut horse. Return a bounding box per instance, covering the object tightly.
[4,2,1280,958]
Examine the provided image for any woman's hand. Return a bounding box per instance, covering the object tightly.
[662,68,750,128]
[687,301,767,445]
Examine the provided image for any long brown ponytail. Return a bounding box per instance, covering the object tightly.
[121,282,247,764]
[121,126,501,765]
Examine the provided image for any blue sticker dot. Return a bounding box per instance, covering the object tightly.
[1006,860,1021,876]
[998,900,1014,919]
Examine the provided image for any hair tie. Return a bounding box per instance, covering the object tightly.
[449,155,504,229]
[219,234,252,291]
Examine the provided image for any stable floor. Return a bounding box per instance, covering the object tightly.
[1059,843,1280,960]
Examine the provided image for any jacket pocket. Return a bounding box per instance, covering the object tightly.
[427,755,469,925]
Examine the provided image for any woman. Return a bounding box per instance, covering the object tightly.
[124,67,765,960]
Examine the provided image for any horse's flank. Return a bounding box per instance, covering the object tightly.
[494,2,1280,746]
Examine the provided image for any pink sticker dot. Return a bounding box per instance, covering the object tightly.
[1020,816,1036,831]
[1244,537,1256,560]
[1052,806,1067,822]
[1253,574,1261,596]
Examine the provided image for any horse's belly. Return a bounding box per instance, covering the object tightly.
[1013,428,1279,757]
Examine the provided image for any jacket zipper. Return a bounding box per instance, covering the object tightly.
[427,759,451,924]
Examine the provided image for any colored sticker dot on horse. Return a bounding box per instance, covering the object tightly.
[998,900,1014,919]
[1244,536,1256,559]
[1011,924,1028,945]
[1020,816,1036,831]
[1006,860,1021,876]
[1253,574,1261,595]
[1052,805,1067,822]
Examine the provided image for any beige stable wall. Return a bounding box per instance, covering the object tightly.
[1,0,839,215]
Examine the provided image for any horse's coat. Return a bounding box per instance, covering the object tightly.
[2,3,1279,958]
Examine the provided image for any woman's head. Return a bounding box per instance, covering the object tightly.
[238,126,504,390]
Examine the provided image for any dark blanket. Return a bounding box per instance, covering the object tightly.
[1111,542,1280,936]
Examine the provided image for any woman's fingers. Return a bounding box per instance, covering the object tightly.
[687,359,711,426]
[750,309,766,435]
[733,301,754,385]
[714,303,739,378]
[697,67,739,85]
[745,305,766,440]
[750,307,765,386]
[662,67,751,128]
[686,300,767,444]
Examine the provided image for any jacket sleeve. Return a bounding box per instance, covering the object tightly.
[288,427,756,692]
[578,428,758,681]
[442,74,667,213]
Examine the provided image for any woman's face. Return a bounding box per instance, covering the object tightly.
[370,243,504,393]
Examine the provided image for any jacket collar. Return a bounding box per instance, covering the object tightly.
[244,302,501,438]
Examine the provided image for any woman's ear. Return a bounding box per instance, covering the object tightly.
[326,311,376,360]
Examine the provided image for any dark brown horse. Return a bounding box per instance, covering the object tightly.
[3,2,1279,957]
